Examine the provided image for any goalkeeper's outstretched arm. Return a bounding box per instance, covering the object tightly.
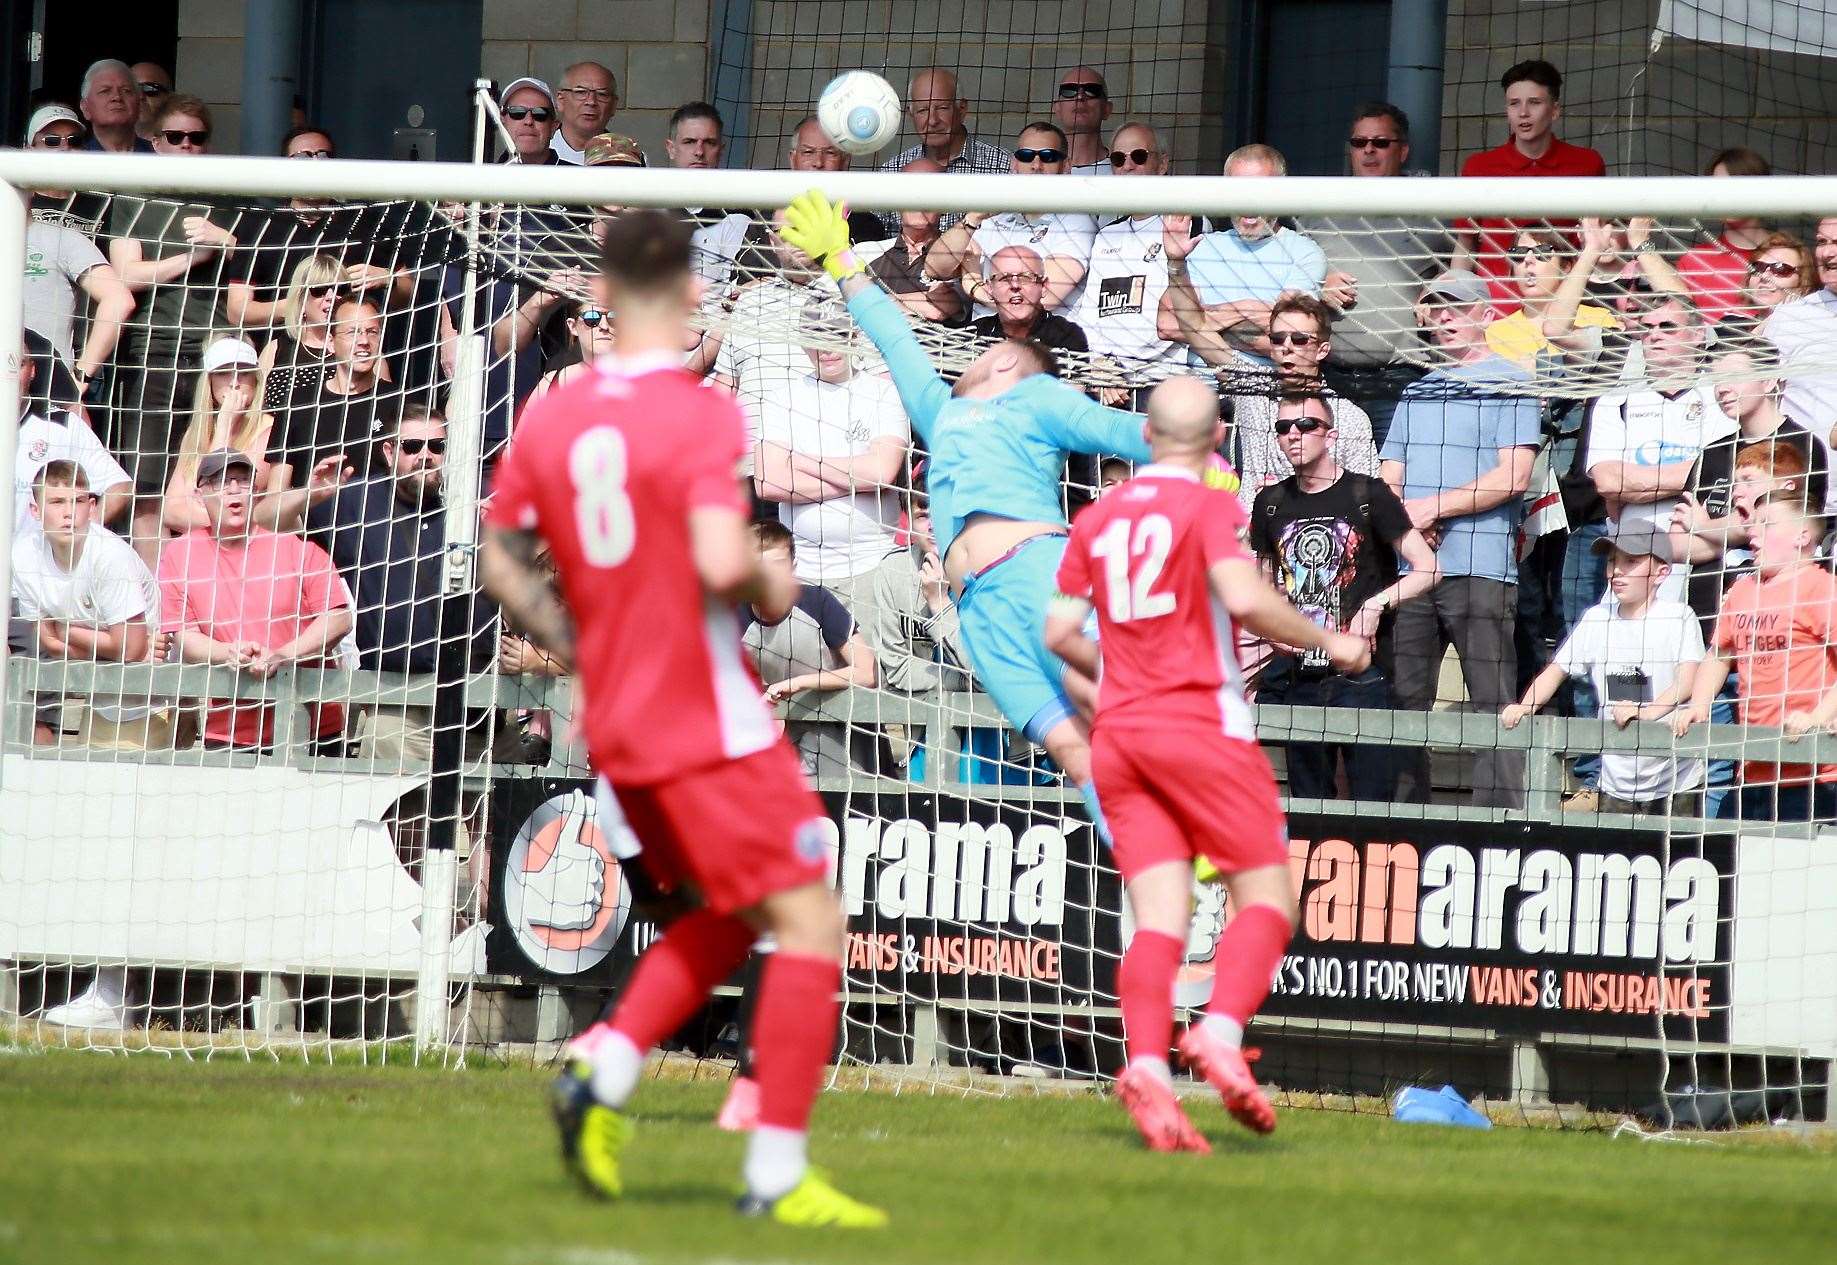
[780,191,950,441]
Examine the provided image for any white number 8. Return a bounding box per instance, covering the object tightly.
[570,426,635,566]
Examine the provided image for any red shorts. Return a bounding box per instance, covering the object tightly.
[1091,723,1288,882]
[596,742,829,915]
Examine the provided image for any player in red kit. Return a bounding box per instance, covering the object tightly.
[1045,377,1369,1153]
[480,209,886,1229]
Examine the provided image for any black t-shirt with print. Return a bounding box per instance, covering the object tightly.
[1249,471,1412,674]
[1683,416,1829,634]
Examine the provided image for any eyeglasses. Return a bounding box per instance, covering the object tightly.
[1347,135,1397,150]
[35,134,84,148]
[576,308,608,327]
[1058,82,1106,100]
[1014,147,1065,164]
[989,271,1046,287]
[1274,417,1327,435]
[558,86,614,102]
[1109,148,1155,168]
[1749,258,1799,279]
[398,438,447,456]
[160,129,209,146]
[503,106,554,122]
[1267,331,1321,347]
[288,147,333,160]
[139,82,171,96]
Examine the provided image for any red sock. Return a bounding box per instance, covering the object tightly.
[606,908,755,1051]
[1119,929,1184,1065]
[751,952,841,1132]
[1206,902,1293,1027]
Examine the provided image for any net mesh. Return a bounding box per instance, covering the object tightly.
[4,0,1834,1129]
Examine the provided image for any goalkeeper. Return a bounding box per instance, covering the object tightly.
[780,190,1223,826]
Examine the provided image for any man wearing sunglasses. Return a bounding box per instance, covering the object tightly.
[876,67,1010,233]
[132,61,173,144]
[499,77,571,166]
[1250,392,1439,803]
[924,122,1096,318]
[307,407,496,765]
[26,105,111,241]
[77,59,153,155]
[1050,66,1113,176]
[1076,122,1192,382]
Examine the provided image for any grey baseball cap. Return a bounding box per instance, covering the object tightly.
[1420,269,1492,306]
[195,448,258,486]
[1592,518,1674,562]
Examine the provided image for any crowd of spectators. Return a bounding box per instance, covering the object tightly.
[13,50,1837,838]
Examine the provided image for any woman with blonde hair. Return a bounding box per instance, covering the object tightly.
[163,336,348,535]
[258,252,344,409]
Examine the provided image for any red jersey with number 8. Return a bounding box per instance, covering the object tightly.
[486,354,777,784]
[1056,465,1257,738]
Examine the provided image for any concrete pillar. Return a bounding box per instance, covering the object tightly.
[240,0,301,157]
[1386,0,1447,174]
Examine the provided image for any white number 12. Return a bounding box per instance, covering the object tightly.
[1089,514,1175,622]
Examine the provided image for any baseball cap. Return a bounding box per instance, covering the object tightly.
[25,105,83,145]
[195,448,258,486]
[1421,269,1491,306]
[1592,519,1674,562]
[584,132,646,167]
[500,76,556,110]
[201,336,260,374]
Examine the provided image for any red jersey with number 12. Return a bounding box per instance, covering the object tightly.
[485,355,777,784]
[1056,465,1256,738]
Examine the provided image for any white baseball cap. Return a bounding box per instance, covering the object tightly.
[25,105,83,145]
[201,337,260,374]
[499,77,556,110]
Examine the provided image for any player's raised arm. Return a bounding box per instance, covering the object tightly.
[1210,554,1369,676]
[779,190,950,442]
[689,502,799,622]
[1037,375,1155,464]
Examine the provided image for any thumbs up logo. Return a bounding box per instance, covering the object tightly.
[504,789,632,975]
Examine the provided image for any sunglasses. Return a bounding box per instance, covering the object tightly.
[139,82,171,96]
[1274,417,1327,435]
[161,129,209,145]
[1516,243,1559,261]
[288,147,333,160]
[306,284,345,299]
[1748,258,1799,279]
[1348,135,1397,150]
[398,438,447,456]
[576,308,608,327]
[1058,83,1106,100]
[503,106,554,122]
[1109,147,1155,168]
[1267,331,1321,347]
[1014,147,1065,164]
[36,134,84,148]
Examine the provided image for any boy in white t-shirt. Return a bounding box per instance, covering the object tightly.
[11,460,172,752]
[1501,520,1705,816]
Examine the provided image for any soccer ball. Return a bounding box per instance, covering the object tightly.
[817,71,902,156]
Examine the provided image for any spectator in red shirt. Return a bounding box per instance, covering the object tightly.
[1455,59,1605,300]
[158,448,352,753]
[1673,148,1773,322]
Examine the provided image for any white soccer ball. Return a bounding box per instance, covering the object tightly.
[817,71,902,156]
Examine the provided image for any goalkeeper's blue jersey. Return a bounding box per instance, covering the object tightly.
[846,284,1152,558]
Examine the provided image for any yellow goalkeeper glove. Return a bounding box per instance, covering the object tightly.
[781,190,862,281]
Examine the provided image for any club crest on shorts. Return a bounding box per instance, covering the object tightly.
[502,788,633,975]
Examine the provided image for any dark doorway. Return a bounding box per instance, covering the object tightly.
[306,0,483,162]
[1239,0,1393,175]
[39,0,180,108]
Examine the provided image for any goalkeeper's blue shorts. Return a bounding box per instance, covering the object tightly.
[956,532,1078,744]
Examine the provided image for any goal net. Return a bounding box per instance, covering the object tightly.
[2,148,1832,1126]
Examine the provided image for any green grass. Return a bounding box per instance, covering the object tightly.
[1,1051,1832,1265]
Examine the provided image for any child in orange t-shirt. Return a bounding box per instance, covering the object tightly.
[1674,492,1837,821]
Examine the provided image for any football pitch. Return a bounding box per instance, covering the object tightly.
[3,1051,1832,1265]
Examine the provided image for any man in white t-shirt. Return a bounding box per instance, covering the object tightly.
[12,460,171,750]
[752,318,910,633]
[24,216,134,388]
[14,343,131,534]
[1586,296,1736,602]
[922,122,1097,319]
[1076,121,1191,383]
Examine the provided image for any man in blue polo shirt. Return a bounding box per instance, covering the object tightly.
[1380,270,1541,808]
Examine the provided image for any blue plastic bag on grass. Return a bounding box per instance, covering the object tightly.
[1392,1085,1492,1129]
